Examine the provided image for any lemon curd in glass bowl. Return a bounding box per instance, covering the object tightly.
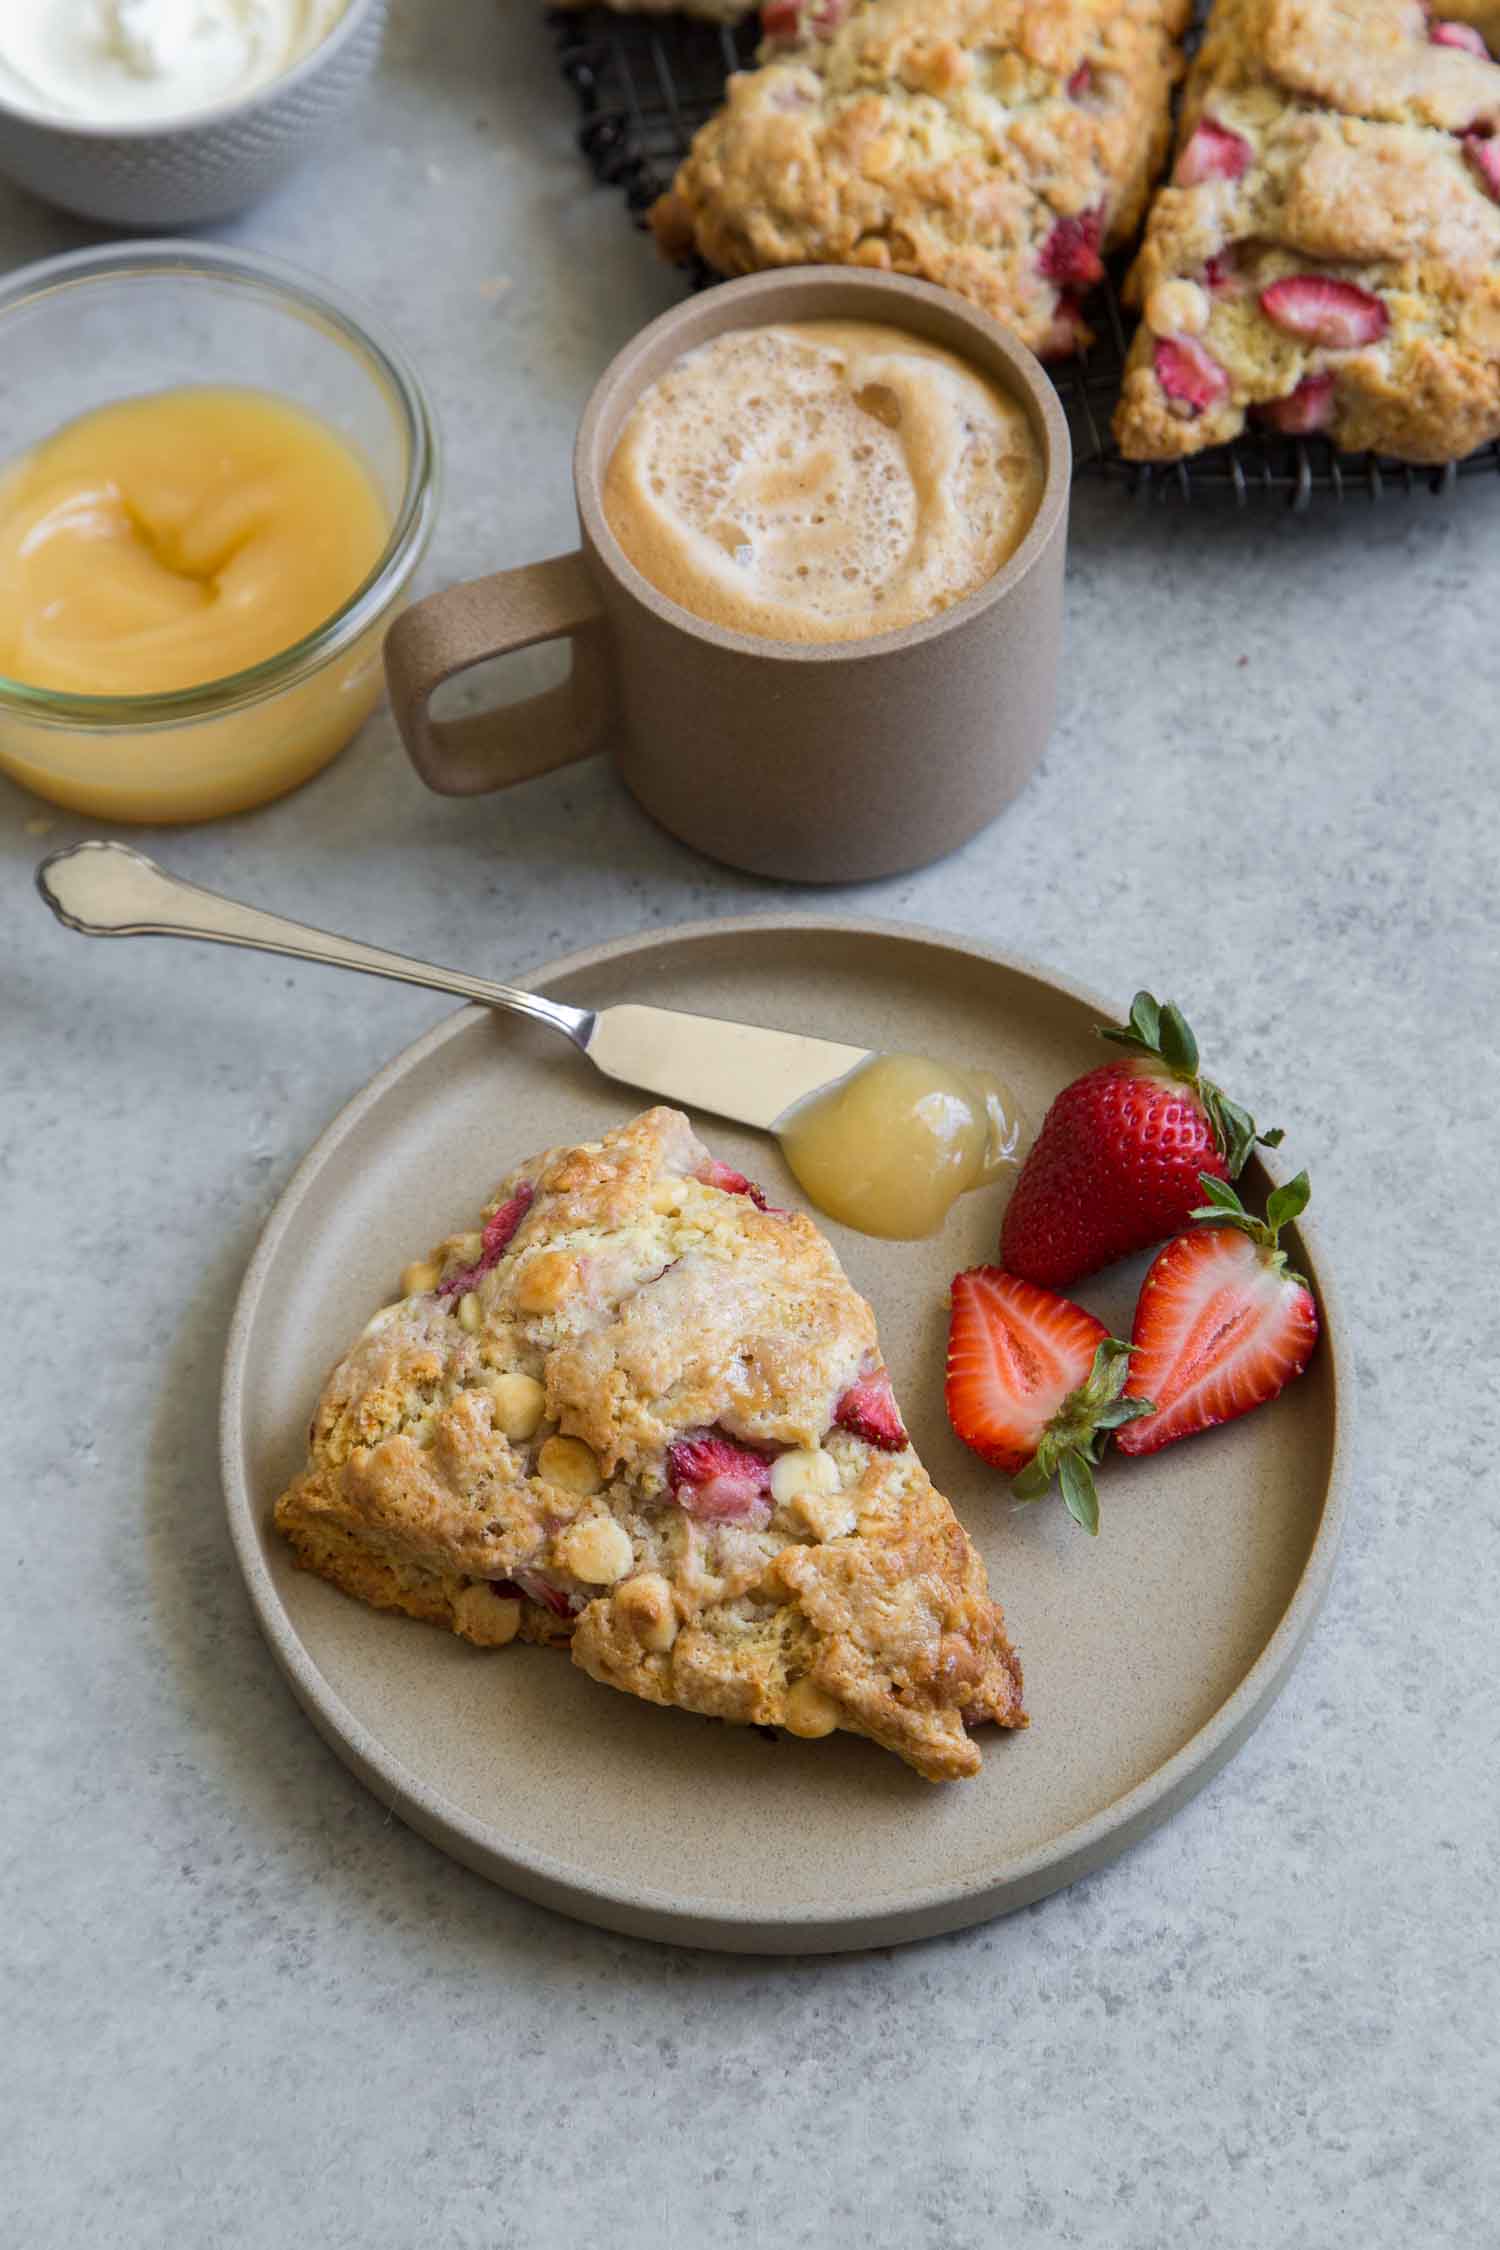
[0,242,437,823]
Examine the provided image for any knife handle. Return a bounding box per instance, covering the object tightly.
[35,841,594,1049]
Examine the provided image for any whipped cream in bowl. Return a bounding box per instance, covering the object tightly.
[0,0,350,125]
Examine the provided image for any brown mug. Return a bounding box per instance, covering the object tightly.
[385,268,1070,884]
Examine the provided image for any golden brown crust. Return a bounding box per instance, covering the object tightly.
[274,1107,1024,1783]
[650,0,1192,357]
[1114,0,1500,463]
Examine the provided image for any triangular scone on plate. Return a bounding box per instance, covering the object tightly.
[274,1107,1024,1782]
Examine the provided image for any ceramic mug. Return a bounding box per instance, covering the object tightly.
[385,268,1070,884]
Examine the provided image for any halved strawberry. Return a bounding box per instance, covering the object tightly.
[833,1366,908,1451]
[1174,118,1252,186]
[694,1159,770,1210]
[1257,372,1336,434]
[1155,335,1231,415]
[946,1270,1153,1534]
[666,1430,775,1525]
[1116,1173,1318,1456]
[1001,990,1282,1290]
[1464,132,1500,199]
[1430,19,1491,54]
[1260,275,1389,348]
[1040,209,1105,290]
[437,1181,535,1299]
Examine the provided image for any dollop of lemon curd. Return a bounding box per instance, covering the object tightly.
[778,1051,1029,1240]
[0,385,389,699]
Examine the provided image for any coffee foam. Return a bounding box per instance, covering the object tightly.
[602,321,1043,645]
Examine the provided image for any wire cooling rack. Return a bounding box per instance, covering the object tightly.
[549,4,1500,509]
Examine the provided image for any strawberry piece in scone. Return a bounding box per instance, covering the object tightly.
[1173,117,1251,185]
[1259,275,1389,349]
[666,1431,776,1526]
[1256,372,1337,434]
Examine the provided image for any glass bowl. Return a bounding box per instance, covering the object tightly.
[0,241,438,824]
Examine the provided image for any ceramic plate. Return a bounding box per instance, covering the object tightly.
[221,919,1347,1952]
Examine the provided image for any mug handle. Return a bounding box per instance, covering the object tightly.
[384,551,609,797]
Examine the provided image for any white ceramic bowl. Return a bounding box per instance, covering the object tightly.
[0,0,388,229]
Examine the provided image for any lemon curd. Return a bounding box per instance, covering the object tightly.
[0,385,392,821]
[779,1052,1030,1240]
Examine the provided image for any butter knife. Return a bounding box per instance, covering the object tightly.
[35,841,870,1132]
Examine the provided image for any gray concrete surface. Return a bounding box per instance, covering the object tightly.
[3,3,1496,2243]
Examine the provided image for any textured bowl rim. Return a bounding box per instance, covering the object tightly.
[0,0,382,139]
[0,237,439,729]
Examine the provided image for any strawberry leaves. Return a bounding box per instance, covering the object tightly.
[1100,989,1198,1072]
[1099,989,1283,1177]
[1192,1169,1311,1280]
[1010,1337,1155,1535]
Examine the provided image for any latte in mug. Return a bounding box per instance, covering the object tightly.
[602,320,1043,645]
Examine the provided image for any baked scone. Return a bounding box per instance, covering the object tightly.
[1114,0,1500,461]
[274,1107,1025,1782]
[650,0,1193,357]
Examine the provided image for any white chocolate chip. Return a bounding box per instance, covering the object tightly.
[484,1371,546,1442]
[616,1572,679,1652]
[536,1434,603,1496]
[770,1447,841,1506]
[514,1250,574,1314]
[456,1291,482,1333]
[787,1490,858,1544]
[455,1232,484,1264]
[400,1256,442,1296]
[1463,299,1500,354]
[783,1677,841,1739]
[1145,279,1210,338]
[452,1584,522,1646]
[556,1514,634,1585]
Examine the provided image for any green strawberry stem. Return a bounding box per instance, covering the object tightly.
[1099,989,1284,1178]
[1010,1337,1156,1536]
[1191,1169,1312,1283]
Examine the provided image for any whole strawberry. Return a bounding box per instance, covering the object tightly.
[1000,991,1281,1288]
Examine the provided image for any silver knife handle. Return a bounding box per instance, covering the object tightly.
[35,841,593,1048]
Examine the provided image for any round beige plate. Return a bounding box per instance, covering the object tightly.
[221,919,1348,1953]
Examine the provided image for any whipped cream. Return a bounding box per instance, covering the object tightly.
[0,0,350,124]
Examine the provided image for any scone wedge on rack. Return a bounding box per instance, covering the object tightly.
[1114,0,1500,462]
[275,1108,1024,1783]
[650,0,1193,357]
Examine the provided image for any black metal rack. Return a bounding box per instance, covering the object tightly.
[550,4,1500,509]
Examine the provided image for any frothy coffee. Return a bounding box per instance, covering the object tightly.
[602,320,1043,645]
